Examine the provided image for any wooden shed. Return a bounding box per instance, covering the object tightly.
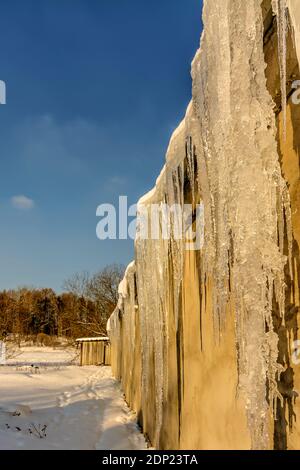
[76,337,111,366]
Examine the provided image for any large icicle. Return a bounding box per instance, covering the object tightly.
[272,0,288,138]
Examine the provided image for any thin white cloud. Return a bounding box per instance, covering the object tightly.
[11,195,35,210]
[109,176,127,185]
[16,114,100,175]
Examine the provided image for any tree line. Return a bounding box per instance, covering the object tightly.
[0,264,124,343]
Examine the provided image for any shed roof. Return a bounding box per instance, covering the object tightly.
[75,337,109,343]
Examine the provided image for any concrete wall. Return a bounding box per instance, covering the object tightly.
[108,1,300,450]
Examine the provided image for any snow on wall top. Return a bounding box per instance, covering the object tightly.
[137,102,193,207]
[118,261,135,300]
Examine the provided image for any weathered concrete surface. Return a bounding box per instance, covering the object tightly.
[276,104,300,450]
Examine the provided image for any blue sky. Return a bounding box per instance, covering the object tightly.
[0,0,203,292]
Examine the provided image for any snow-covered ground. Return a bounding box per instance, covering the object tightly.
[6,345,78,366]
[0,347,146,450]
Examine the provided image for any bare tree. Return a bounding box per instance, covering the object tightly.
[87,264,124,308]
[63,264,124,336]
[62,271,90,297]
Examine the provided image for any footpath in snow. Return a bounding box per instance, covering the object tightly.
[0,347,146,450]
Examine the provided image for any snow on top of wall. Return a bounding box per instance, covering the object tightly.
[137,102,193,208]
[118,261,135,300]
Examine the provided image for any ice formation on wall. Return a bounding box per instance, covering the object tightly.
[191,0,294,449]
[110,0,299,450]
[272,0,288,137]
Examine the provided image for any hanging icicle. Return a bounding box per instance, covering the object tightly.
[273,0,288,139]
